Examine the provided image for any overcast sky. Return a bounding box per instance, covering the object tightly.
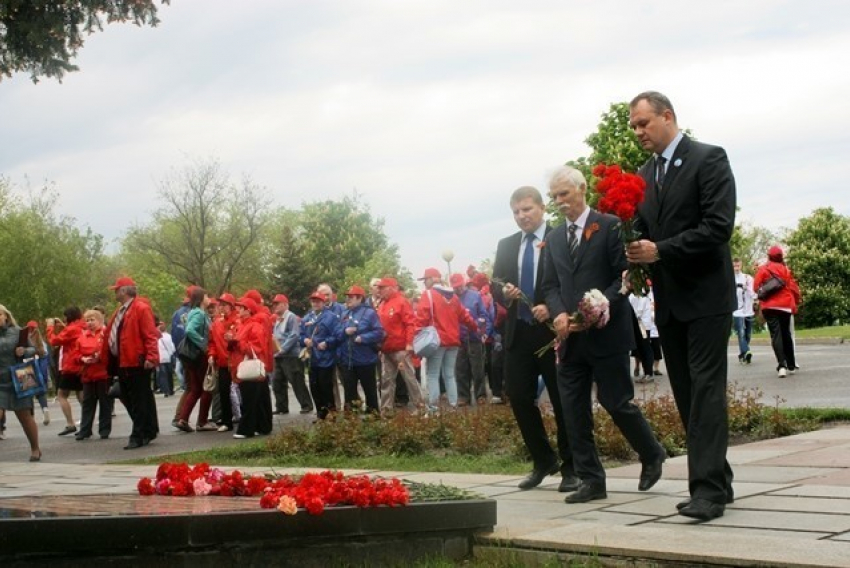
[1,0,847,284]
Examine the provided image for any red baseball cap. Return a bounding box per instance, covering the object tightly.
[218,293,237,305]
[272,293,289,304]
[418,267,441,281]
[449,273,466,288]
[26,320,38,329]
[208,298,218,306]
[244,289,264,305]
[377,277,398,288]
[345,285,366,297]
[309,292,327,302]
[471,273,489,289]
[109,276,136,290]
[235,297,259,314]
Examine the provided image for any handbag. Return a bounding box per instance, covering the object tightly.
[413,290,441,358]
[10,358,46,399]
[756,270,786,301]
[236,349,266,381]
[177,336,203,362]
[202,362,217,392]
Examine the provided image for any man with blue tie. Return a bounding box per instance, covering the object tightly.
[492,186,577,492]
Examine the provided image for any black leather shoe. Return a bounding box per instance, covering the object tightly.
[638,457,665,491]
[74,434,91,441]
[518,462,560,490]
[558,475,580,493]
[564,481,607,504]
[123,440,143,450]
[677,492,735,510]
[679,498,725,521]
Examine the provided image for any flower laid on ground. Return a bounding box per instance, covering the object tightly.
[592,163,650,296]
[136,463,410,516]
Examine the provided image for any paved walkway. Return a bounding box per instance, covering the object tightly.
[2,426,850,566]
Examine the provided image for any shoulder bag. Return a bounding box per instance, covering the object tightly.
[756,270,786,301]
[10,357,46,399]
[413,290,441,358]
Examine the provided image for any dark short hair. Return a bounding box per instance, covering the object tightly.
[630,91,677,121]
[64,306,82,323]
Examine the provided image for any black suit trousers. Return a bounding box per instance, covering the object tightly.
[505,320,573,475]
[658,313,734,504]
[118,367,159,443]
[558,333,664,484]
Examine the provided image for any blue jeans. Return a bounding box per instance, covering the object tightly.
[426,346,459,408]
[732,316,753,357]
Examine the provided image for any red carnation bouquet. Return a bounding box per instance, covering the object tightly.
[593,164,650,296]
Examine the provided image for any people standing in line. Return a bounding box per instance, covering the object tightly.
[626,90,737,521]
[76,309,112,440]
[732,258,756,365]
[542,166,666,504]
[491,186,577,493]
[301,292,340,420]
[231,297,273,439]
[103,276,161,450]
[451,273,492,406]
[376,277,425,414]
[155,317,176,397]
[47,306,85,437]
[337,285,385,414]
[175,287,214,432]
[416,268,478,411]
[0,304,41,461]
[754,245,801,378]
[317,282,346,411]
[271,293,313,415]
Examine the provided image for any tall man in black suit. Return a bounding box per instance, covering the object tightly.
[492,186,577,492]
[627,91,736,521]
[541,166,666,504]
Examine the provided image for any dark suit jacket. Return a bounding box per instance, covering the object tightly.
[492,224,555,351]
[634,135,737,326]
[540,209,634,357]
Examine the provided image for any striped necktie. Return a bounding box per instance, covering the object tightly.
[568,223,578,261]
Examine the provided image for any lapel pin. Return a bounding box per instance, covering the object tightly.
[674,158,683,167]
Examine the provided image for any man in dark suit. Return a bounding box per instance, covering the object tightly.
[492,186,577,492]
[541,166,666,504]
[626,91,736,521]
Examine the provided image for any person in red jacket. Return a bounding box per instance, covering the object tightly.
[102,276,161,450]
[75,309,111,440]
[754,245,801,378]
[47,306,86,436]
[231,297,273,439]
[208,293,240,431]
[416,268,477,410]
[376,277,424,414]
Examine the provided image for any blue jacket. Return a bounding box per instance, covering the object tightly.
[457,289,492,343]
[300,308,339,368]
[336,305,385,368]
[170,304,190,348]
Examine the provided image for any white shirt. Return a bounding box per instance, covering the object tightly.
[733,271,756,317]
[629,291,658,338]
[657,131,684,176]
[158,331,176,363]
[517,222,548,292]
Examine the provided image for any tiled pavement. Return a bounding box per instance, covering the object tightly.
[2,427,850,566]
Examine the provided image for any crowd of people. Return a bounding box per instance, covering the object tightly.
[0,91,805,524]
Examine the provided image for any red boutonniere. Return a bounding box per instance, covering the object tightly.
[536,240,546,250]
[584,222,600,241]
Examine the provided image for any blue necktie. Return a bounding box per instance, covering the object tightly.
[519,233,535,322]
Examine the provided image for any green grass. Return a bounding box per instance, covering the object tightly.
[752,324,850,339]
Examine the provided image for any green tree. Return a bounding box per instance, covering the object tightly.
[122,157,272,297]
[731,220,780,273]
[0,0,168,82]
[785,208,850,327]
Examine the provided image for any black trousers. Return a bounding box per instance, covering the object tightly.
[487,342,505,398]
[504,320,573,475]
[342,363,379,413]
[456,341,486,403]
[273,357,313,413]
[236,380,273,436]
[558,334,665,484]
[631,313,654,376]
[118,367,159,444]
[309,365,336,420]
[762,309,796,370]
[658,313,734,504]
[79,380,112,438]
[217,366,233,429]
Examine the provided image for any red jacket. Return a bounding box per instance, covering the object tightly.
[258,306,275,375]
[230,314,268,383]
[102,297,160,369]
[77,327,108,382]
[754,261,801,314]
[48,320,85,374]
[377,291,416,352]
[208,311,239,368]
[416,288,477,348]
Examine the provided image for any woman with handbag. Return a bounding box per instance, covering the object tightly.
[754,245,801,378]
[230,297,272,438]
[175,288,215,432]
[76,309,112,440]
[0,304,41,461]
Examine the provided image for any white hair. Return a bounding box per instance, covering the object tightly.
[549,165,587,190]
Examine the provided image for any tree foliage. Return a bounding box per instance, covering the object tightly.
[785,207,850,327]
[731,220,780,273]
[0,0,168,82]
[123,157,272,297]
[0,179,108,322]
